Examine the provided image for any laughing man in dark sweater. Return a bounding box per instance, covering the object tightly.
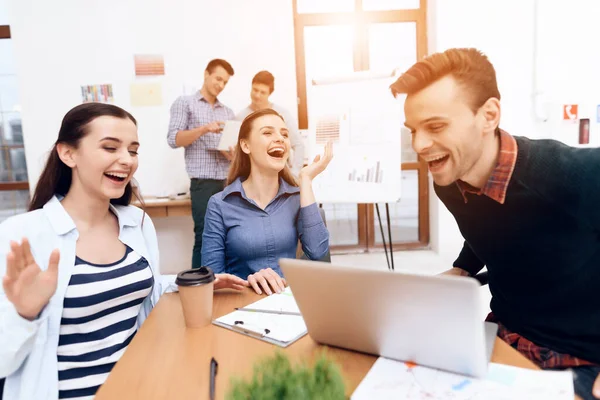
[390,48,600,400]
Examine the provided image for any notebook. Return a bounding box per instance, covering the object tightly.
[212,287,308,347]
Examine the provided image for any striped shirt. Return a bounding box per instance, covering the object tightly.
[57,246,154,400]
[167,92,235,180]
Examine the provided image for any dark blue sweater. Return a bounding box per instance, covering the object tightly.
[435,136,600,364]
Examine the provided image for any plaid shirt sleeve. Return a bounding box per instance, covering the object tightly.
[167,96,189,149]
[486,313,596,369]
[200,106,235,151]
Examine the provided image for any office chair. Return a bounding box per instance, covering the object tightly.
[296,207,331,262]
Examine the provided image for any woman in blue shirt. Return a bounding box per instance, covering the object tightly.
[0,103,247,400]
[202,108,332,295]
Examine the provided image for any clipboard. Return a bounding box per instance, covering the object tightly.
[217,120,242,151]
[212,288,308,347]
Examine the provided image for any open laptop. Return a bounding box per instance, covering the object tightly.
[279,258,498,378]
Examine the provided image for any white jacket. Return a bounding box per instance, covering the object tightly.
[0,196,176,399]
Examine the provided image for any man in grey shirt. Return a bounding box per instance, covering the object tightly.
[167,59,235,268]
[236,71,305,176]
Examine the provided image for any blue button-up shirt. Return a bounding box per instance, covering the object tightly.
[167,92,235,180]
[201,177,329,279]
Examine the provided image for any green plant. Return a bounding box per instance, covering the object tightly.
[226,352,346,400]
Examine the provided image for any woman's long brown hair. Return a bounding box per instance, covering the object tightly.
[29,103,145,213]
[226,108,298,187]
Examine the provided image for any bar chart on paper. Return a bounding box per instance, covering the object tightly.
[311,148,400,203]
[306,70,404,204]
[315,114,342,145]
[348,160,384,183]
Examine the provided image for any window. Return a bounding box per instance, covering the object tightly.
[296,0,355,14]
[0,25,30,223]
[374,170,418,244]
[362,0,419,11]
[293,0,429,252]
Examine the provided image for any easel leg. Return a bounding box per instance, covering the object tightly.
[385,203,394,271]
[376,204,391,270]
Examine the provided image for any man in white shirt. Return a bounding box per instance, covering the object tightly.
[236,71,305,176]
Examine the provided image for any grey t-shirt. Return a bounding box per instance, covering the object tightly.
[236,103,305,176]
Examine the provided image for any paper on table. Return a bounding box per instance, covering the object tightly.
[245,287,301,314]
[217,120,242,151]
[213,287,307,344]
[351,357,574,400]
[215,309,306,343]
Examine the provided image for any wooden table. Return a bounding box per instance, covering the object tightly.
[135,198,191,218]
[96,290,542,400]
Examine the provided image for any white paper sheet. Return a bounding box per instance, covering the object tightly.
[213,288,307,344]
[217,120,242,151]
[351,357,574,400]
[245,287,301,314]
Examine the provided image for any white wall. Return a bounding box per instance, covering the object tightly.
[8,0,298,272]
[9,0,298,197]
[534,0,600,146]
[0,0,8,25]
[8,0,600,269]
[428,0,535,262]
[427,0,600,263]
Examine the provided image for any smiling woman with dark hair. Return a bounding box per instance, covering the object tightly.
[0,103,247,400]
[202,108,332,296]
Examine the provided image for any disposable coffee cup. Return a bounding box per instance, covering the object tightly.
[176,267,215,328]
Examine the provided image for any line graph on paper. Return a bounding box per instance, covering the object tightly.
[351,359,574,400]
[365,362,482,400]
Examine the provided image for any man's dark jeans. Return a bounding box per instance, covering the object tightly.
[190,178,225,269]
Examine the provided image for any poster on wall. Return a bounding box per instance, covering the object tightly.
[306,72,403,204]
[134,54,165,76]
[562,104,578,121]
[81,84,114,104]
[130,82,163,106]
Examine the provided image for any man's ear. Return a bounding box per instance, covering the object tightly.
[56,143,76,168]
[204,70,210,81]
[480,97,501,134]
[240,139,251,155]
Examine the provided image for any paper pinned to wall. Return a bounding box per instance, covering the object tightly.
[81,84,114,104]
[134,54,165,76]
[130,82,163,107]
[351,357,574,400]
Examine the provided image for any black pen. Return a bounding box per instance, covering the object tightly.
[209,357,218,400]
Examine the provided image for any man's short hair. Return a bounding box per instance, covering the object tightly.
[252,70,275,94]
[206,59,235,76]
[390,48,500,114]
